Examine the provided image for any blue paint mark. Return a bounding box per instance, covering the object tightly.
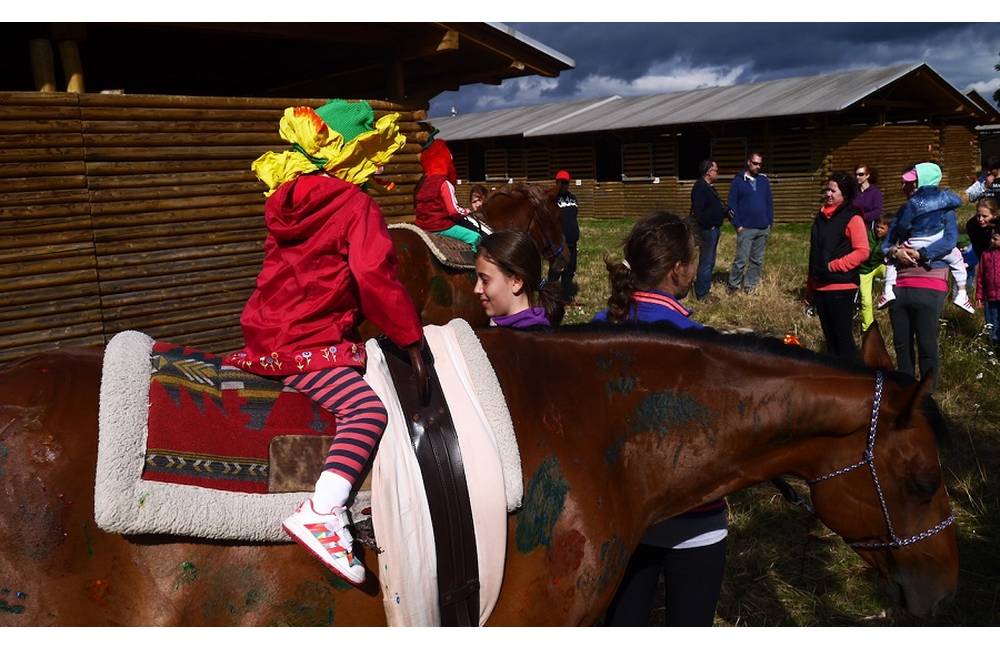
[630,390,711,439]
[0,442,8,477]
[606,390,714,465]
[515,456,570,554]
[0,600,25,615]
[606,377,636,398]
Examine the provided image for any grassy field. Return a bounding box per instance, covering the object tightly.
[568,210,999,626]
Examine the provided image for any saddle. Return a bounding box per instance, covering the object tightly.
[271,339,481,626]
[96,321,522,626]
[388,223,476,268]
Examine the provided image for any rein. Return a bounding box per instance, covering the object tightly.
[806,371,955,549]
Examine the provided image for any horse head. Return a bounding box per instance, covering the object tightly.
[805,324,958,617]
[480,184,569,276]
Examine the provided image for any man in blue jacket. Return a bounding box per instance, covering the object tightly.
[727,152,773,293]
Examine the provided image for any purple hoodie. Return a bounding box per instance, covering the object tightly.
[491,306,550,329]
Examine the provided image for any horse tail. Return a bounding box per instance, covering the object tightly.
[604,253,637,322]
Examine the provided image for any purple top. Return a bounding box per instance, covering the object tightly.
[491,306,550,329]
[853,184,884,225]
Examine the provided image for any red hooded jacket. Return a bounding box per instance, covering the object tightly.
[225,174,422,375]
[414,139,464,232]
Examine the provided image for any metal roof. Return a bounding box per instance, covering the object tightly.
[433,62,978,141]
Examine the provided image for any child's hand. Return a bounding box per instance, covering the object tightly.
[976,299,983,309]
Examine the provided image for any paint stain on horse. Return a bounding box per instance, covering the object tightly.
[576,536,628,596]
[0,442,8,477]
[0,589,27,615]
[274,581,336,626]
[631,390,712,438]
[547,529,586,582]
[28,435,62,464]
[87,579,109,604]
[174,561,198,590]
[606,377,636,398]
[429,276,452,307]
[515,456,569,554]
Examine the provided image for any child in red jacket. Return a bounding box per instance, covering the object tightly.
[227,99,424,586]
[976,231,1000,345]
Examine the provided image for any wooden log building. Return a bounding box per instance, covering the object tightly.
[434,63,997,222]
[0,23,572,363]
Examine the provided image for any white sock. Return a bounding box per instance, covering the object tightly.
[955,289,968,301]
[882,286,896,300]
[312,471,353,513]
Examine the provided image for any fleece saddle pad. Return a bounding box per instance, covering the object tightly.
[388,223,476,269]
[96,321,522,551]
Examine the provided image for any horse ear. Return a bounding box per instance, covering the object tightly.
[861,323,894,371]
[895,370,934,429]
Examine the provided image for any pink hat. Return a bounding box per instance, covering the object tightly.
[902,169,918,183]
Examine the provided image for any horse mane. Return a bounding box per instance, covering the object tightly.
[548,321,921,383]
[537,321,950,442]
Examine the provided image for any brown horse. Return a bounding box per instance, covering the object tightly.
[385,184,567,332]
[0,324,956,625]
[479,184,569,279]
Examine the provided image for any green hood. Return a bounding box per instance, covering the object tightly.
[915,162,942,188]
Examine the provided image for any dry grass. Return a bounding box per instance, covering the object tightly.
[570,213,1000,626]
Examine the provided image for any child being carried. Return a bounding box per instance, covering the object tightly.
[878,163,974,314]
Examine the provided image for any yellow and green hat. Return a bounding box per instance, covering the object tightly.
[252,98,405,197]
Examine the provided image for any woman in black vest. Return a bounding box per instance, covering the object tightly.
[806,171,870,358]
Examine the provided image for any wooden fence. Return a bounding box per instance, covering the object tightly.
[0,92,430,364]
[451,123,981,222]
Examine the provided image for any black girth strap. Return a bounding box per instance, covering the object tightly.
[379,337,480,627]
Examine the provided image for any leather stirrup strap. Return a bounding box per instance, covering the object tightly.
[379,337,480,626]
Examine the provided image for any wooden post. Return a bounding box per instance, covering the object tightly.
[29,39,56,92]
[58,40,85,93]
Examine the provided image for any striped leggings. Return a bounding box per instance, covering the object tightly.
[282,367,388,486]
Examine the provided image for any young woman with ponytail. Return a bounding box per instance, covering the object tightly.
[474,230,565,328]
[594,211,728,627]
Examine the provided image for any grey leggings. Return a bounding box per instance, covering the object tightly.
[887,286,946,390]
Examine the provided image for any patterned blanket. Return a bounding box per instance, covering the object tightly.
[144,342,337,493]
[388,223,476,269]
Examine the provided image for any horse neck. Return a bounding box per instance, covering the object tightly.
[625,339,882,522]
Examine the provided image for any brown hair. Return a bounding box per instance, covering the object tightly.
[476,230,565,325]
[827,171,859,204]
[978,197,1000,216]
[470,184,489,201]
[604,211,695,323]
[854,163,879,186]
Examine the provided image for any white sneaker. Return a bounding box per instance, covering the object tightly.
[876,291,895,310]
[282,499,366,585]
[953,293,975,314]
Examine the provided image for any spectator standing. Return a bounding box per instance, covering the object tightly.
[594,212,727,627]
[967,198,999,258]
[965,156,1000,203]
[552,170,580,302]
[691,159,728,300]
[727,152,773,293]
[858,218,890,332]
[806,172,869,358]
[975,231,1000,346]
[852,164,884,225]
[886,167,958,391]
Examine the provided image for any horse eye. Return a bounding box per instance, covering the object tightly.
[906,473,941,502]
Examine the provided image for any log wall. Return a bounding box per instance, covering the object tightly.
[451,122,982,224]
[0,92,430,364]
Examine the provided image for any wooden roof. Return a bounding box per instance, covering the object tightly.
[0,23,573,102]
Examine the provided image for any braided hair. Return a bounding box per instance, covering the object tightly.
[605,211,695,323]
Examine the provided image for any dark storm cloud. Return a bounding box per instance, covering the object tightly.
[429,22,999,117]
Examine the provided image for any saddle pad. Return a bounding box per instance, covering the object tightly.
[95,322,522,550]
[97,331,367,541]
[143,342,338,493]
[388,223,476,269]
[370,319,518,626]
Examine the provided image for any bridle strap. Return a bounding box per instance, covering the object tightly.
[807,371,955,549]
